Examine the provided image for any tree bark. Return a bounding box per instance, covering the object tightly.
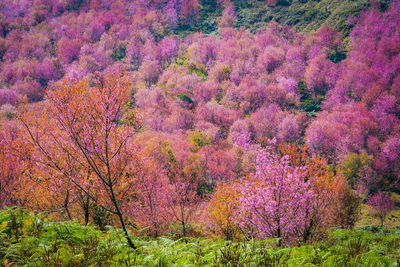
[83,192,90,225]
[64,190,72,220]
[109,184,136,249]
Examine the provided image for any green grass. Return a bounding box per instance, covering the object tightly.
[232,0,372,37]
[175,0,224,37]
[357,192,400,229]
[176,0,392,40]
[1,207,400,266]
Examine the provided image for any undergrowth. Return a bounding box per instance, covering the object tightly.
[0,208,399,266]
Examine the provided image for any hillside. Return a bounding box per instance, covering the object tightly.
[178,0,391,38]
[0,0,399,263]
[233,0,376,35]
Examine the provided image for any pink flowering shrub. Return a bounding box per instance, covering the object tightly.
[367,191,396,227]
[236,148,315,245]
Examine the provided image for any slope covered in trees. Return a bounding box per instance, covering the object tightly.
[0,0,399,260]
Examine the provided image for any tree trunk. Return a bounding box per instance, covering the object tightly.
[64,190,72,220]
[109,185,136,249]
[116,206,136,249]
[83,192,90,225]
[277,225,282,247]
[182,220,186,237]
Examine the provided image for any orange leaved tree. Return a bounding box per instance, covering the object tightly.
[19,71,141,249]
[207,181,241,240]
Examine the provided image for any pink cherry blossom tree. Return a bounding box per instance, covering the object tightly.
[367,191,396,227]
[236,148,315,245]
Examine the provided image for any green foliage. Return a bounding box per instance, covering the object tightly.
[161,142,177,165]
[298,81,324,115]
[175,93,194,105]
[230,0,370,38]
[1,208,400,266]
[339,152,372,187]
[175,0,224,36]
[187,62,208,80]
[175,0,374,38]
[329,49,347,63]
[189,130,212,152]
[92,206,112,231]
[112,45,126,62]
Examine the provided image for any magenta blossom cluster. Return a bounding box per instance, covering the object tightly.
[236,149,315,244]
